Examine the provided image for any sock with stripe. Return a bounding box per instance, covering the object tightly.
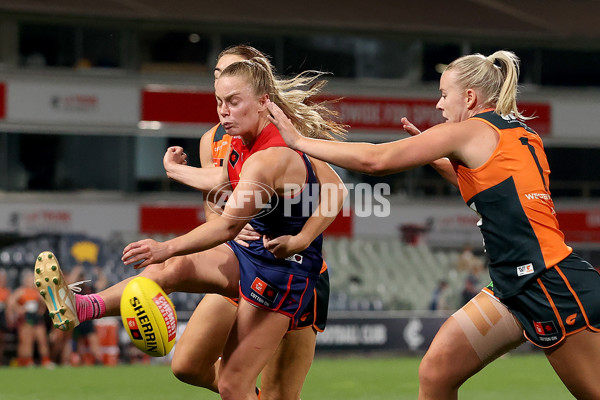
[75,293,106,322]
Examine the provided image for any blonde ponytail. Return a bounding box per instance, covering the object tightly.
[447,50,531,120]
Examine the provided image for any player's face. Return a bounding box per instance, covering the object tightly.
[436,70,470,123]
[215,74,264,138]
[214,54,246,80]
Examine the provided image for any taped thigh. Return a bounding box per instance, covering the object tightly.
[452,292,524,362]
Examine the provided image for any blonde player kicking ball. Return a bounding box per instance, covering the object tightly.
[37,50,346,399]
[163,45,341,400]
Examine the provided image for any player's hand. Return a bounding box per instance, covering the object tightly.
[263,235,306,259]
[234,223,261,247]
[163,146,188,171]
[401,117,422,136]
[122,238,169,269]
[266,100,302,148]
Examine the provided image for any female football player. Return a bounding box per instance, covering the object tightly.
[268,50,600,399]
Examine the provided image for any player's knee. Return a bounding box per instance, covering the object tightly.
[171,359,207,387]
[216,378,237,400]
[419,348,455,390]
[218,374,253,400]
[171,356,192,384]
[139,262,173,293]
[172,347,220,389]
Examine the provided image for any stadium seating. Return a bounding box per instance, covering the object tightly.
[0,233,488,312]
[324,236,487,311]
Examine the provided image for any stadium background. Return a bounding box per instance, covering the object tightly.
[0,0,599,393]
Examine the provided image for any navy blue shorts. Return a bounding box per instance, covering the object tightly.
[497,252,600,348]
[228,241,322,329]
[225,264,330,332]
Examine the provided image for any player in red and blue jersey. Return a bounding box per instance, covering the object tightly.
[38,47,346,399]
[121,56,346,399]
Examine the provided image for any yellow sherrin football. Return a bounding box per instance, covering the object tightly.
[120,277,177,357]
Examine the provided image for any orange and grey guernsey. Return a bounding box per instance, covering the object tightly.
[453,110,572,299]
[209,124,232,167]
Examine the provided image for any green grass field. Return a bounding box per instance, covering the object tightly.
[1,353,573,399]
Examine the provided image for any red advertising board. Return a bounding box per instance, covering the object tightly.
[140,205,206,234]
[0,82,5,120]
[139,205,352,237]
[141,89,218,124]
[141,88,551,135]
[556,210,600,243]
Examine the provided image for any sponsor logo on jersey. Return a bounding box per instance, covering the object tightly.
[250,277,279,306]
[524,192,552,200]
[213,140,229,154]
[516,263,534,277]
[285,254,304,264]
[229,149,240,168]
[533,320,558,336]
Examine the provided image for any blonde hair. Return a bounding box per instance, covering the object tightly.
[446,50,530,120]
[219,57,347,140]
[218,44,270,64]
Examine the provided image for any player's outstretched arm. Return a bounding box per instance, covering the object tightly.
[268,99,462,177]
[122,149,287,268]
[264,157,347,258]
[402,117,458,187]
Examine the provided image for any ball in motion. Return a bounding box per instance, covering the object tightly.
[120,277,177,357]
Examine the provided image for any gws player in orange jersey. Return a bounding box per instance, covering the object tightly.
[270,50,600,399]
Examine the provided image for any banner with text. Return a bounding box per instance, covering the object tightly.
[141,88,551,135]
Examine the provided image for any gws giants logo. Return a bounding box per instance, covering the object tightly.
[207,180,278,220]
[516,263,534,277]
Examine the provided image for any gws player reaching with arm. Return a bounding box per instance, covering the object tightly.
[270,50,600,400]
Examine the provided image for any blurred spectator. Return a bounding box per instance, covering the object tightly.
[49,327,72,365]
[461,260,485,305]
[456,244,477,272]
[68,265,107,365]
[429,280,452,311]
[0,269,11,365]
[7,271,54,368]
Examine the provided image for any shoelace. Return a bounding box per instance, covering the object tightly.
[68,280,91,293]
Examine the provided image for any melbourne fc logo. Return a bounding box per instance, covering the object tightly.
[207,180,279,220]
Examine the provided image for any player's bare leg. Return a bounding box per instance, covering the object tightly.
[218,299,290,400]
[418,292,524,400]
[100,244,239,315]
[260,328,317,400]
[16,322,35,366]
[544,329,600,399]
[171,294,237,390]
[39,245,241,331]
[33,324,53,366]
